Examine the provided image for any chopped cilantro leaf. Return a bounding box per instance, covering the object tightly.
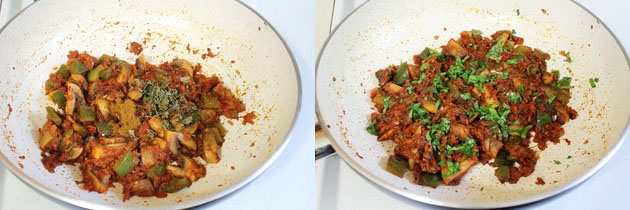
[499,71,510,79]
[435,99,442,109]
[366,120,378,135]
[589,77,599,88]
[468,74,490,92]
[411,73,426,85]
[420,63,429,71]
[486,44,504,62]
[553,160,561,165]
[554,77,572,89]
[408,103,431,124]
[438,159,445,166]
[478,104,511,137]
[564,52,572,63]
[427,118,451,151]
[472,29,483,36]
[424,48,446,62]
[445,137,478,157]
[518,84,525,92]
[382,96,392,114]
[511,29,517,34]
[567,155,572,159]
[507,91,522,103]
[509,125,532,138]
[447,56,468,80]
[407,86,414,94]
[546,92,556,104]
[516,9,520,16]
[432,75,449,96]
[469,60,479,68]
[551,69,560,78]
[461,93,475,100]
[445,161,460,177]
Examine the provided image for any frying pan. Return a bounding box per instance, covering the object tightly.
[0,0,301,208]
[316,0,630,208]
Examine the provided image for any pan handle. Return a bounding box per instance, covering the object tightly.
[315,144,336,161]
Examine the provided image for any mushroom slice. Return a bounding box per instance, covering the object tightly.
[94,99,110,119]
[129,179,155,197]
[166,130,197,151]
[65,83,85,115]
[68,74,88,90]
[84,171,110,193]
[39,121,60,149]
[164,131,180,155]
[61,145,84,161]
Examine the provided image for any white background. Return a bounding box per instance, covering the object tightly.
[315,0,630,210]
[0,0,315,209]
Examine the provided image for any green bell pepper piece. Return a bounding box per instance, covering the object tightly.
[394,62,409,85]
[99,68,112,80]
[417,172,441,188]
[210,127,224,144]
[95,122,112,137]
[48,90,66,106]
[69,59,88,74]
[87,65,105,82]
[200,94,220,109]
[495,165,510,183]
[113,151,138,177]
[46,106,62,126]
[56,64,71,79]
[147,164,166,180]
[160,176,192,193]
[385,155,408,178]
[78,106,96,122]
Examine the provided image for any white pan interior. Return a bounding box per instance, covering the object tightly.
[316,0,630,208]
[0,0,299,208]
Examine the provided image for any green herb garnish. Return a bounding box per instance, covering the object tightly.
[564,52,572,63]
[382,96,392,114]
[445,137,478,157]
[589,77,599,88]
[507,91,522,103]
[408,103,431,124]
[554,77,572,89]
[411,73,426,85]
[420,63,429,71]
[461,93,475,100]
[445,161,460,177]
[142,81,186,119]
[472,29,483,36]
[367,120,378,135]
[546,92,556,104]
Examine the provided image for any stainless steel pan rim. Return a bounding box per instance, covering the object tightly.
[0,0,303,209]
[315,0,630,208]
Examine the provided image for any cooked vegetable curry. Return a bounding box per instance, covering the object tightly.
[367,30,577,187]
[39,50,246,200]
